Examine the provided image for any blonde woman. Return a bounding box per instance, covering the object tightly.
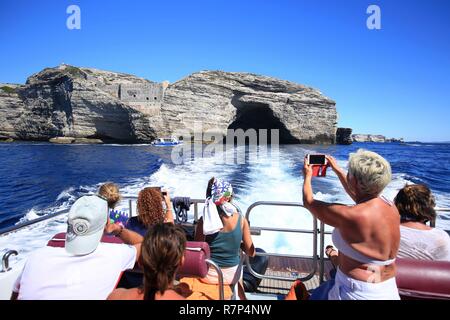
[98,182,121,209]
[304,149,400,300]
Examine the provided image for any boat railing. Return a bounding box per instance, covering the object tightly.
[1,194,448,237]
[243,201,329,284]
[126,197,328,284]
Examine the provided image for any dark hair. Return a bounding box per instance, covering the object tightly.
[137,187,165,227]
[206,177,215,198]
[394,184,436,223]
[140,223,186,300]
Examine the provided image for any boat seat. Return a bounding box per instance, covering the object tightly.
[178,241,211,278]
[177,241,228,300]
[396,258,450,300]
[46,232,124,247]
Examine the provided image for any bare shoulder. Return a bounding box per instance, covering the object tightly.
[348,198,399,227]
[107,288,142,300]
[158,289,186,300]
[345,200,379,226]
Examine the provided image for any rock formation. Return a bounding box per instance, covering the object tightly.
[0,65,338,144]
[352,134,404,143]
[336,128,353,145]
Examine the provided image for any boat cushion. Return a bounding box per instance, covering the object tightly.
[396,258,450,300]
[47,232,124,247]
[177,241,211,278]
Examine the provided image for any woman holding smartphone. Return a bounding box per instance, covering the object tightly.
[303,149,400,300]
[126,187,174,237]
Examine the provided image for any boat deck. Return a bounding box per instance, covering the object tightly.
[255,256,334,295]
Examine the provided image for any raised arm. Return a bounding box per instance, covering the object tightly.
[105,224,143,261]
[162,190,174,224]
[241,217,256,257]
[326,156,357,202]
[303,157,351,228]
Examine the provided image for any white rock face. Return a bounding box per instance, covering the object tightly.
[352,134,386,143]
[161,71,337,144]
[352,134,404,143]
[0,65,338,144]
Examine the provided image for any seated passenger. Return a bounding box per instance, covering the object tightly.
[11,195,143,300]
[98,182,121,209]
[395,184,450,261]
[304,150,400,300]
[107,223,186,300]
[99,182,129,226]
[194,178,255,291]
[126,187,174,236]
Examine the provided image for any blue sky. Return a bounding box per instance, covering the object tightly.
[0,0,449,142]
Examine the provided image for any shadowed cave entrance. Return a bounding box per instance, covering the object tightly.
[227,100,300,144]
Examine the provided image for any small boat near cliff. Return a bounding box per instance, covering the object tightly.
[151,137,182,146]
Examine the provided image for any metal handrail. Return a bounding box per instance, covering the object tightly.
[1,194,448,237]
[1,250,18,273]
[205,259,225,300]
[244,201,320,283]
[0,209,69,236]
[319,222,326,283]
[0,197,207,236]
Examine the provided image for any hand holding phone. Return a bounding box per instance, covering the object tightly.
[306,154,329,177]
[306,154,327,166]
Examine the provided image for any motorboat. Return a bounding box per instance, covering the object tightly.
[151,137,182,146]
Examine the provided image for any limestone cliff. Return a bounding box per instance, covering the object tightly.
[0,65,338,144]
[352,134,404,143]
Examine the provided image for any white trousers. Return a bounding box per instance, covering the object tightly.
[328,268,400,300]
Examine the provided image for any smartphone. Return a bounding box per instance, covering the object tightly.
[307,154,327,165]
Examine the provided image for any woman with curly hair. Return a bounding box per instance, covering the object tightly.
[395,184,450,261]
[107,223,186,300]
[126,187,174,236]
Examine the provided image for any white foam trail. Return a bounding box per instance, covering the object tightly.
[0,184,102,263]
[228,147,319,256]
[56,187,76,201]
[17,208,40,223]
[0,214,67,265]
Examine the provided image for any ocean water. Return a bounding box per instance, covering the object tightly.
[1,141,449,264]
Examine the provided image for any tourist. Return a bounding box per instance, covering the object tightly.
[99,182,129,227]
[194,178,255,296]
[107,223,186,300]
[98,182,121,209]
[304,150,400,300]
[126,187,174,236]
[11,195,143,300]
[395,184,450,261]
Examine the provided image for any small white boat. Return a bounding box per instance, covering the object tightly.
[151,137,182,146]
